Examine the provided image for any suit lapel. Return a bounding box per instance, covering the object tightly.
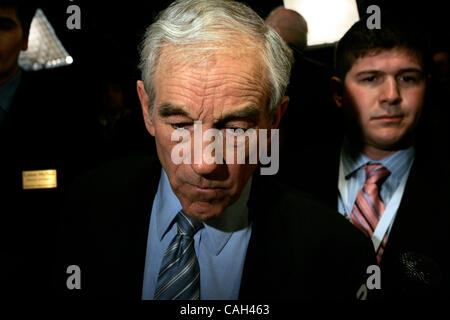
[238,172,270,299]
[133,159,162,298]
[381,150,448,261]
[319,141,342,210]
[328,145,342,208]
[111,157,161,298]
[381,159,419,258]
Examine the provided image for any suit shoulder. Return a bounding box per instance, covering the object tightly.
[70,156,161,194]
[267,179,332,215]
[261,179,369,242]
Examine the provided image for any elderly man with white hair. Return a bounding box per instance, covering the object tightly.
[58,0,374,300]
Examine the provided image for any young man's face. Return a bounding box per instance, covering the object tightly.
[334,48,427,152]
[0,7,28,85]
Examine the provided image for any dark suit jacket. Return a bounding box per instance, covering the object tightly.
[56,156,375,300]
[285,137,450,299]
[1,68,80,297]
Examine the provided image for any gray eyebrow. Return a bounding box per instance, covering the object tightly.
[216,105,261,125]
[156,102,261,125]
[157,103,192,118]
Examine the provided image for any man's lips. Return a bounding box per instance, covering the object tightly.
[372,114,404,121]
[186,183,227,201]
[187,182,226,191]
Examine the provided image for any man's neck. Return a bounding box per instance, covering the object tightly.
[361,145,397,161]
[0,66,20,86]
[345,135,413,161]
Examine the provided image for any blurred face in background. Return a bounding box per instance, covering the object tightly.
[0,6,28,85]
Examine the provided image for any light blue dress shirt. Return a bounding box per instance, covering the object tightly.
[0,69,22,126]
[338,138,415,238]
[142,169,253,300]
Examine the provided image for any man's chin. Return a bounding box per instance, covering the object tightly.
[182,201,229,221]
[372,134,412,151]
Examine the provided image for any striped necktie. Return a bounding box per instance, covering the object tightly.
[154,210,203,300]
[350,164,390,263]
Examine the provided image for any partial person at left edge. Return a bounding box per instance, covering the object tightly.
[1,0,80,297]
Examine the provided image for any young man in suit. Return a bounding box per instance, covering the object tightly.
[300,16,449,298]
[57,0,374,300]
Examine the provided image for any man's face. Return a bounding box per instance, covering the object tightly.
[138,47,285,221]
[0,7,28,85]
[335,49,426,152]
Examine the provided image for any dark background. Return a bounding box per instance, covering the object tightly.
[4,0,448,298]
[31,0,450,171]
[37,0,449,77]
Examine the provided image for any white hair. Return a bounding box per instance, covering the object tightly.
[138,0,293,115]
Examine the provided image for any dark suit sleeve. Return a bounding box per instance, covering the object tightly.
[53,167,99,298]
[286,191,377,300]
[240,179,377,300]
[54,156,159,298]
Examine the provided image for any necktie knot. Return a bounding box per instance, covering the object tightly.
[364,164,390,185]
[176,211,203,238]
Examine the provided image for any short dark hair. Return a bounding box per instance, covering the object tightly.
[334,14,431,79]
[0,0,38,35]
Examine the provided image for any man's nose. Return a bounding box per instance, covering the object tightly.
[380,77,402,105]
[191,158,219,176]
[190,135,220,176]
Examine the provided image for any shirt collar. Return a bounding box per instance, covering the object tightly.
[155,168,252,256]
[341,138,368,178]
[0,69,22,112]
[155,169,182,241]
[202,176,251,255]
[341,137,415,185]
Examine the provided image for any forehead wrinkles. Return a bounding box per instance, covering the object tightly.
[155,46,268,116]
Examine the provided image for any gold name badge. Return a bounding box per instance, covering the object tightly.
[22,169,58,190]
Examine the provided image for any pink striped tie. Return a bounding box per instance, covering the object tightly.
[350,164,390,263]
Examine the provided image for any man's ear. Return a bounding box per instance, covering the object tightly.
[330,76,344,108]
[270,95,289,129]
[137,80,155,136]
[265,96,288,146]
